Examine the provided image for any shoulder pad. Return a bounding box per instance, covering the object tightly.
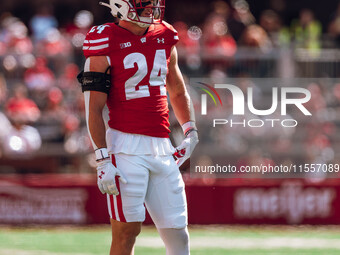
[161,21,178,34]
[159,21,179,45]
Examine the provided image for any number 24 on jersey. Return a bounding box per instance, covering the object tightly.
[124,49,167,100]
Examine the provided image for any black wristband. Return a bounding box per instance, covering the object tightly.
[185,128,198,137]
[96,157,110,162]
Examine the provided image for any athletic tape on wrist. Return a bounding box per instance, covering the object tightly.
[181,121,197,135]
[95,148,109,160]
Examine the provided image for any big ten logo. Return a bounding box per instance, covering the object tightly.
[120,42,132,49]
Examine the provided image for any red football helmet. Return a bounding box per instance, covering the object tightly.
[100,0,165,27]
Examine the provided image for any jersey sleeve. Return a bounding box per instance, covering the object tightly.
[162,21,179,47]
[82,24,113,58]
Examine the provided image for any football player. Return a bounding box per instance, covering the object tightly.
[78,0,198,254]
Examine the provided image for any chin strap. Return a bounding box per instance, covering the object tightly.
[134,18,152,28]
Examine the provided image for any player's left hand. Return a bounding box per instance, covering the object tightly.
[174,129,199,167]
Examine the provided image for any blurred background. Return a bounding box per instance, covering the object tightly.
[0,0,340,226]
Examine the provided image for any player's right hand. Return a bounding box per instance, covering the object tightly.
[96,158,127,195]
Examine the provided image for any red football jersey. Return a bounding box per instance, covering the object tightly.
[83,22,179,138]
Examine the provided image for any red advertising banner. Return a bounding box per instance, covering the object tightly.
[0,174,339,225]
[0,174,108,224]
[185,178,340,225]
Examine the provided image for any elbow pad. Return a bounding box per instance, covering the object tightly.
[77,67,111,94]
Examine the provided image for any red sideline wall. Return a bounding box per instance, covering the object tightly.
[0,174,339,225]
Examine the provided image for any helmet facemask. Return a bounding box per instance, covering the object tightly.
[100,0,165,28]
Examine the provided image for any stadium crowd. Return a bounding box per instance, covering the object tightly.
[0,0,339,177]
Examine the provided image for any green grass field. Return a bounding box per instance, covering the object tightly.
[1,225,340,255]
